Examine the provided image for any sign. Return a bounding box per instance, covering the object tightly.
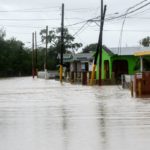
[136,73,142,79]
[81,63,85,70]
[70,63,74,72]
[89,62,93,71]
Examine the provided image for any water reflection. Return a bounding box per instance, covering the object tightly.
[0,77,150,150]
[97,102,108,150]
[61,105,69,150]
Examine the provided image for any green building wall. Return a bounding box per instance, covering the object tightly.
[96,48,139,80]
[111,55,138,75]
[96,48,112,80]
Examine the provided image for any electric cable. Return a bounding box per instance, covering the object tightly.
[73,22,88,37]
[118,0,150,55]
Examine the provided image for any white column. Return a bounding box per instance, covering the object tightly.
[45,69,47,79]
[140,56,143,72]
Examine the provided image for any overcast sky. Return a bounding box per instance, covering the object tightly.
[0,0,150,50]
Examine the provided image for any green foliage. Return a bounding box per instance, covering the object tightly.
[35,47,59,71]
[0,36,32,77]
[82,43,97,53]
[38,27,82,70]
[40,27,82,53]
[140,36,150,47]
[0,28,6,40]
[134,57,150,71]
[0,27,83,77]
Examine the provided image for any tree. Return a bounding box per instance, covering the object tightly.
[134,58,150,71]
[38,27,83,70]
[40,27,82,53]
[0,28,6,41]
[0,36,32,77]
[82,43,97,53]
[140,36,150,47]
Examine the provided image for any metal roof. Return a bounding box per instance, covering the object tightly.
[134,51,150,56]
[58,52,94,63]
[58,46,150,63]
[109,47,150,56]
[74,53,94,61]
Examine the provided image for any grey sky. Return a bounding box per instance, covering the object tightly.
[0,0,150,49]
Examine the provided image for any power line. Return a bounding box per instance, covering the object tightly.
[0,18,61,21]
[65,20,87,27]
[118,0,150,55]
[127,16,150,20]
[3,3,149,27]
[65,7,100,13]
[66,7,99,11]
[0,6,100,13]
[0,17,86,22]
[0,6,60,12]
[106,1,150,21]
[2,1,150,49]
[104,29,150,32]
[91,1,150,22]
[1,24,86,30]
[65,16,100,27]
[0,24,45,28]
[73,22,88,36]
[0,10,59,13]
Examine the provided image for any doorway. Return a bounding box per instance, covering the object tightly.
[104,60,110,79]
[112,60,128,80]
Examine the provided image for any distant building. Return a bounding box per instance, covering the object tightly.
[58,52,94,84]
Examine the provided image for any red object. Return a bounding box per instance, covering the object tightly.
[32,68,35,78]
[134,72,150,97]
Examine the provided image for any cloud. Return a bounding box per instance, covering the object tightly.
[0,0,150,48]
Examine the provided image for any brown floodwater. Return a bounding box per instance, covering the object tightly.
[0,77,150,150]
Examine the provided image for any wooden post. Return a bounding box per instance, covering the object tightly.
[138,80,142,97]
[45,26,48,79]
[131,81,134,97]
[35,31,38,77]
[60,3,64,82]
[90,64,96,85]
[90,1,107,85]
[140,56,143,72]
[32,32,35,78]
[99,4,107,85]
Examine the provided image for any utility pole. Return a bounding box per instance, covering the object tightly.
[60,3,64,82]
[32,32,35,79]
[99,4,107,85]
[35,31,38,77]
[45,26,48,79]
[90,0,107,85]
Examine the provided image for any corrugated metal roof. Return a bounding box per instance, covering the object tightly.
[59,46,150,63]
[134,51,150,56]
[74,53,94,61]
[58,52,94,63]
[109,47,150,56]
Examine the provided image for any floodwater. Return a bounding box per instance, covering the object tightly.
[0,77,150,150]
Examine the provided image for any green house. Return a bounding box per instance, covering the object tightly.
[96,46,150,82]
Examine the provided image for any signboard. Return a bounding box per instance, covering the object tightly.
[136,73,143,79]
[81,63,85,70]
[89,62,93,71]
[70,63,74,72]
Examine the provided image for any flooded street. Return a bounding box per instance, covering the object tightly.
[0,77,150,150]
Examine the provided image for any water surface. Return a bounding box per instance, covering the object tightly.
[0,77,150,150]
